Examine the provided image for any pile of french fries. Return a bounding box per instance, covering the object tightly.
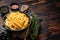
[4,11,29,30]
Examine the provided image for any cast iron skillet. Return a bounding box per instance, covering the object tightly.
[3,11,31,31]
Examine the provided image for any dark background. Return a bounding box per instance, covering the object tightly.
[0,0,60,40]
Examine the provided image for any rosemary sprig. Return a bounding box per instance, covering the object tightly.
[28,12,40,40]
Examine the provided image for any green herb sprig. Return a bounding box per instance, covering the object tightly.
[28,12,40,40]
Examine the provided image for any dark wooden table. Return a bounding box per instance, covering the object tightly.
[0,0,60,40]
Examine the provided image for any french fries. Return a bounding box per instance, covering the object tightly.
[4,11,29,30]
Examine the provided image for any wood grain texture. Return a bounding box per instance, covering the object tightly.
[0,0,60,40]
